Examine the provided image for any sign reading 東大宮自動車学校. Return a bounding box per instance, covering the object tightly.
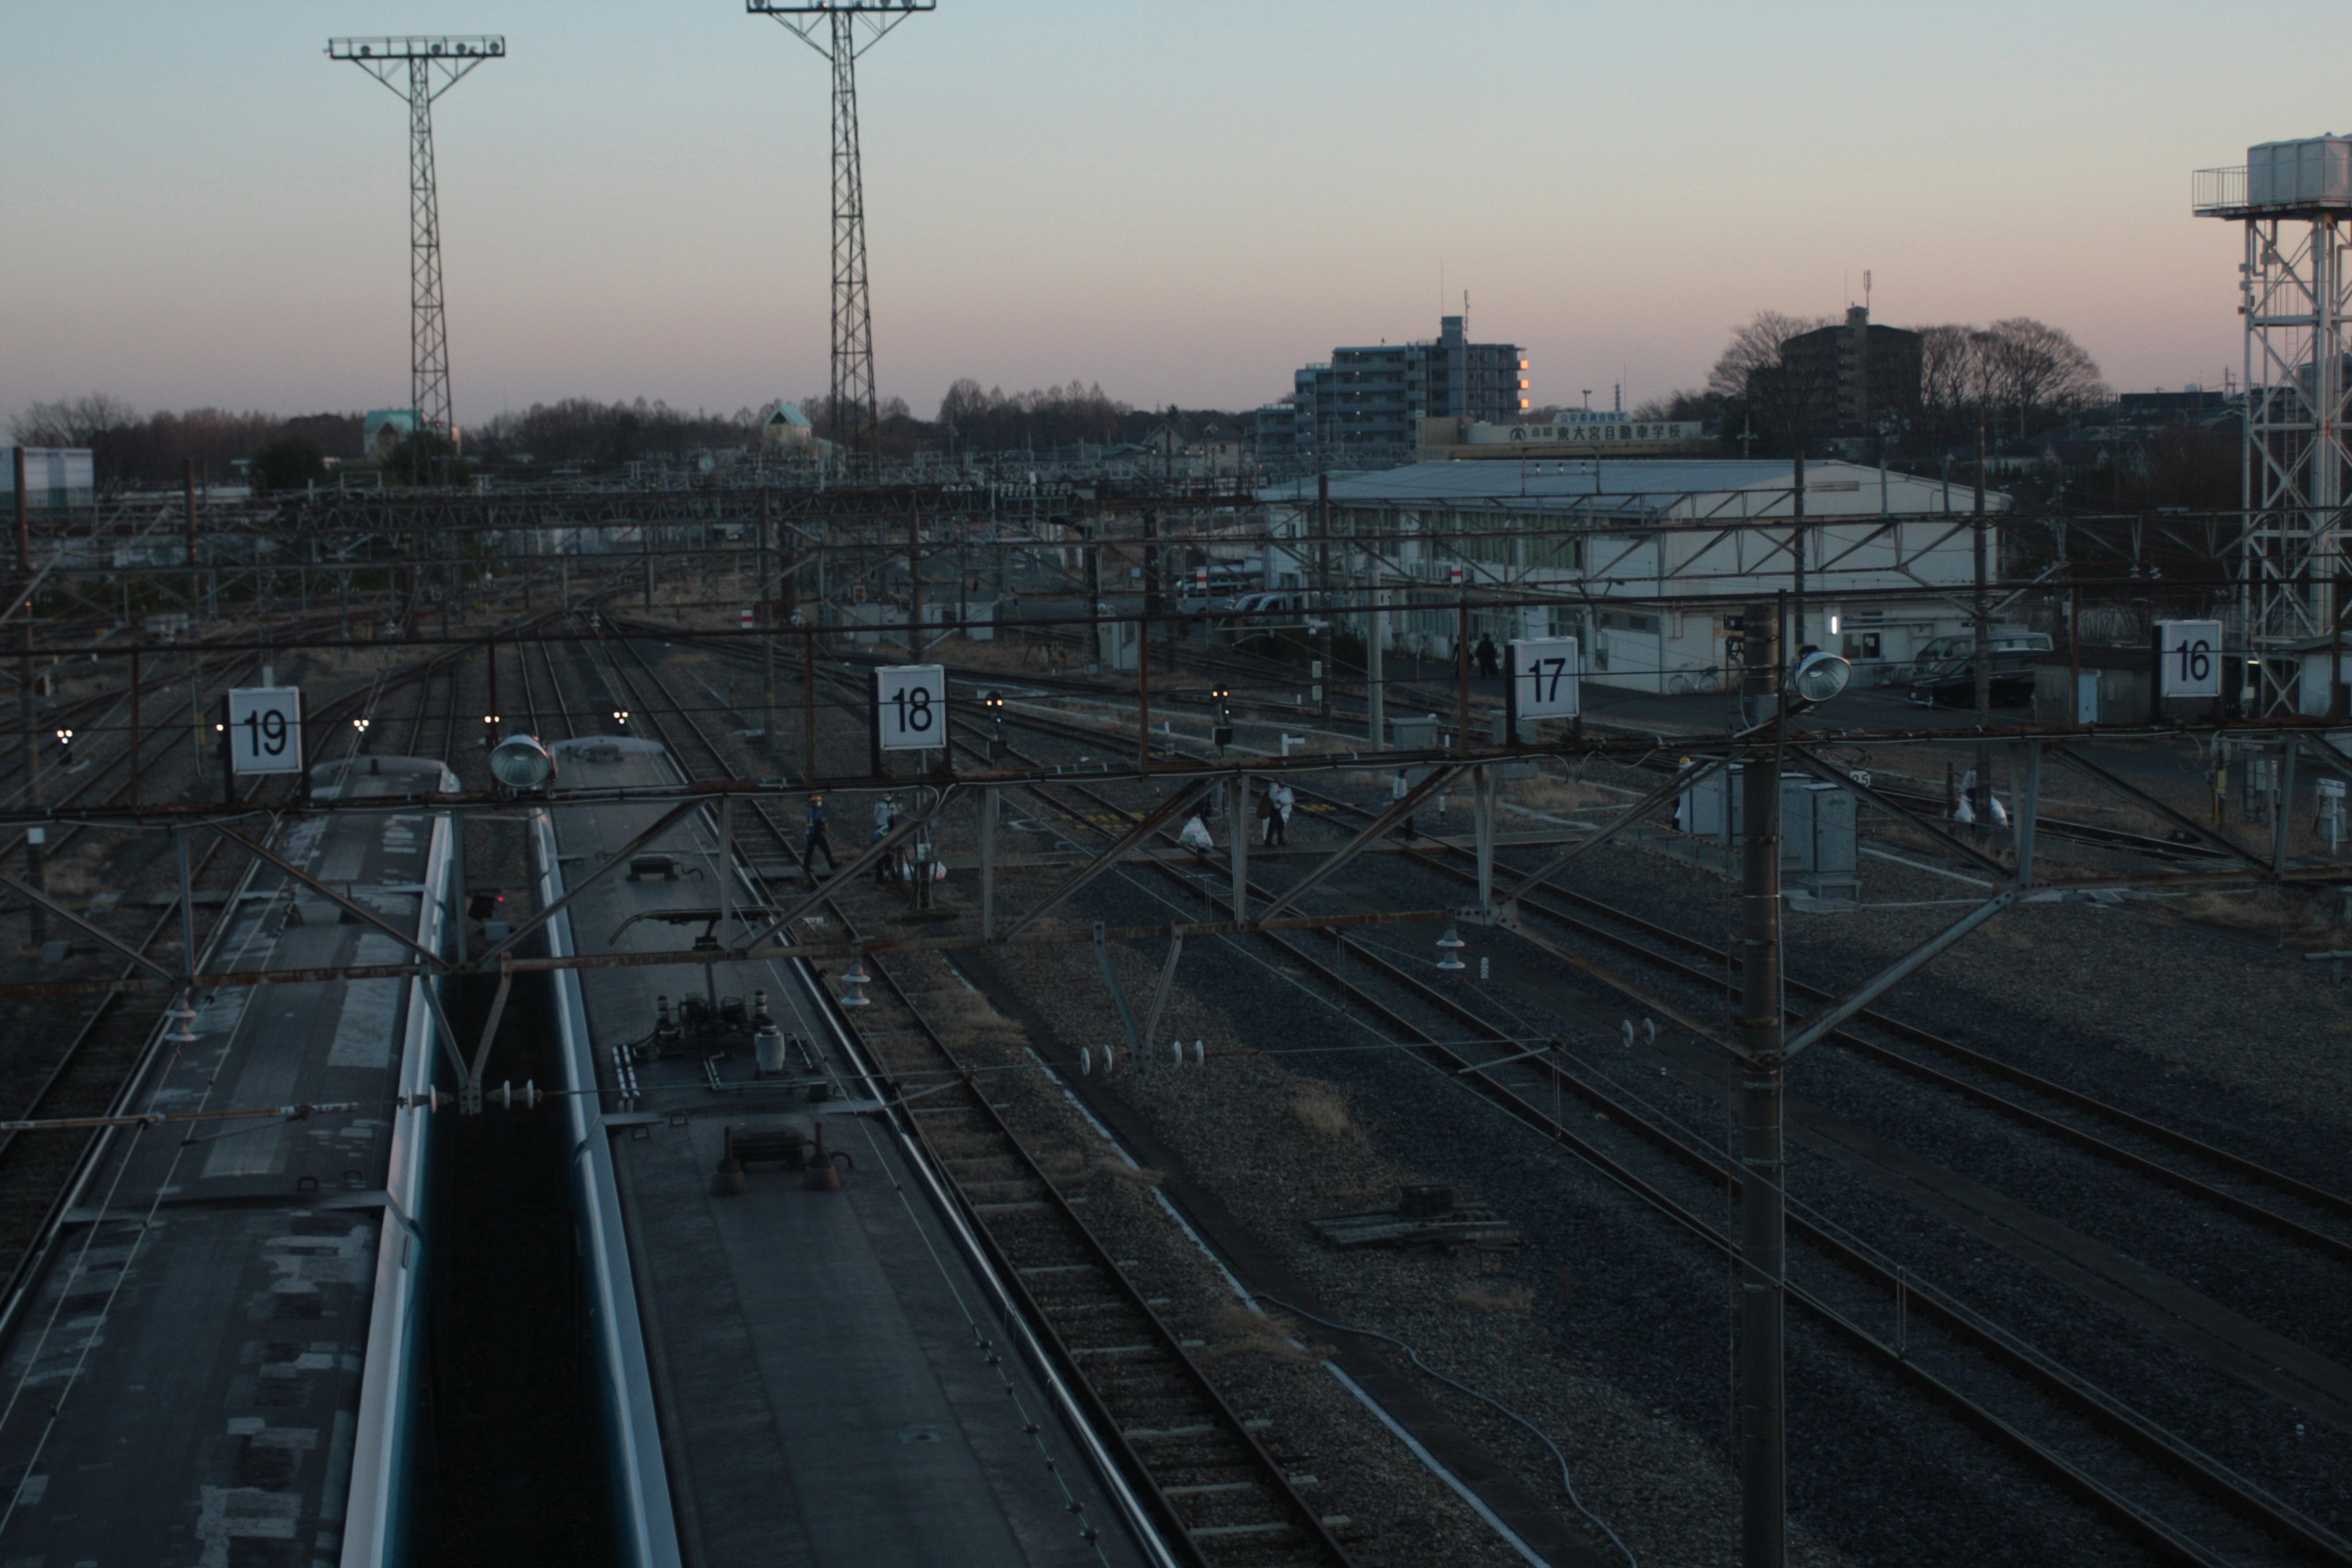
[225,686,304,775]
[873,664,946,752]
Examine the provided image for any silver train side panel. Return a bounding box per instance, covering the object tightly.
[342,769,461,1568]
[530,806,685,1568]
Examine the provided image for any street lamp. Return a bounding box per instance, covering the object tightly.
[1785,650,1852,707]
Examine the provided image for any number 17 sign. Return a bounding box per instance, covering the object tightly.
[875,663,948,752]
[1507,636,1581,726]
[226,685,304,775]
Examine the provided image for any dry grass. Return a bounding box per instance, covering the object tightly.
[1455,1283,1536,1314]
[1288,1084,1363,1142]
[1502,775,1614,815]
[1204,1303,1325,1365]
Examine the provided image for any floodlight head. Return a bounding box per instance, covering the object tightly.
[1785,651,1852,706]
[489,733,556,790]
[745,1,933,11]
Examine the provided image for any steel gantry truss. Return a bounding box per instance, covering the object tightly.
[328,36,505,443]
[748,2,933,465]
[2196,160,2352,714]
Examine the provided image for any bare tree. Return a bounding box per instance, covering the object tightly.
[1705,311,1833,401]
[10,393,138,447]
[1980,317,2107,435]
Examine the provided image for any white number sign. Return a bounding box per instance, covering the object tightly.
[1507,636,1581,722]
[226,686,304,775]
[875,663,947,752]
[2155,619,2223,699]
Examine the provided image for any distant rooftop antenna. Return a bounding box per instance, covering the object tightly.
[326,36,505,444]
[747,1,935,468]
[2195,136,2352,712]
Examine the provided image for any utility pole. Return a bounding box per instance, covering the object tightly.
[328,36,505,448]
[1973,417,1992,821]
[1317,473,1333,720]
[752,1,932,469]
[761,489,778,752]
[1736,599,1785,1568]
[14,447,41,948]
[1789,448,1807,650]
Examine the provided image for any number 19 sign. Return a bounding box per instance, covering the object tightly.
[226,685,304,775]
[2155,619,2223,700]
[1506,636,1581,726]
[874,663,947,752]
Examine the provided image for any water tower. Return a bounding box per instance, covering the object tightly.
[2196,138,2352,713]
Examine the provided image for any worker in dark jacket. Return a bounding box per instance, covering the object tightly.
[1474,633,1501,680]
[802,795,836,880]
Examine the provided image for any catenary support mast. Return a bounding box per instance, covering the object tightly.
[328,36,505,445]
[749,2,932,469]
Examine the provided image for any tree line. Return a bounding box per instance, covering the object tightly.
[9,394,363,491]
[10,379,1259,491]
[1639,311,2110,458]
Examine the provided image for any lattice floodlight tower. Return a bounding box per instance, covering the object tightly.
[2195,137,2352,714]
[328,36,505,446]
[747,1,933,467]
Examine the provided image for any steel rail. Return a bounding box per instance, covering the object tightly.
[597,631,1354,1568]
[990,722,2352,1568]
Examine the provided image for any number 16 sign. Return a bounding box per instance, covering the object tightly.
[2154,619,2223,700]
[226,685,304,775]
[1507,636,1581,726]
[875,663,948,752]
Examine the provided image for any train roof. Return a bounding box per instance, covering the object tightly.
[542,747,1144,1566]
[0,792,451,1561]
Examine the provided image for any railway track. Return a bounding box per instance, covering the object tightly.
[546,621,2352,1562]
[573,628,1360,1568]
[948,699,2352,1568]
[0,620,517,1305]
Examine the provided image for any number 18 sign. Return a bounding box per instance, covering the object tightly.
[875,663,947,752]
[226,685,304,775]
[1507,636,1581,725]
[2154,619,2223,700]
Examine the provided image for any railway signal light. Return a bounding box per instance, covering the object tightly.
[1210,684,1234,753]
[54,728,72,748]
[613,709,630,728]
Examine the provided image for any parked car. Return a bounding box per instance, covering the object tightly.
[1907,658,2035,707]
[1221,591,1324,628]
[1905,631,2052,680]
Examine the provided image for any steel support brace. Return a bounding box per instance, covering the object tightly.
[715,796,736,931]
[737,787,957,950]
[2050,744,2273,874]
[478,796,706,965]
[1256,764,1461,922]
[1091,921,1143,1055]
[1776,890,2016,1062]
[0,871,175,980]
[1000,782,1200,940]
[2276,737,2301,875]
[1227,773,1249,922]
[1140,927,1184,1050]
[1782,746,2013,881]
[1502,753,1729,910]
[1472,765,1495,917]
[2013,742,2041,888]
[979,786,997,941]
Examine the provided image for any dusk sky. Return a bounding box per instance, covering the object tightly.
[6,2,2344,426]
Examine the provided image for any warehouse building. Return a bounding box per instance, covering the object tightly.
[1266,457,2008,692]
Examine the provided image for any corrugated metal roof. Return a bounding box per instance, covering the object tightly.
[1291,458,2009,516]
